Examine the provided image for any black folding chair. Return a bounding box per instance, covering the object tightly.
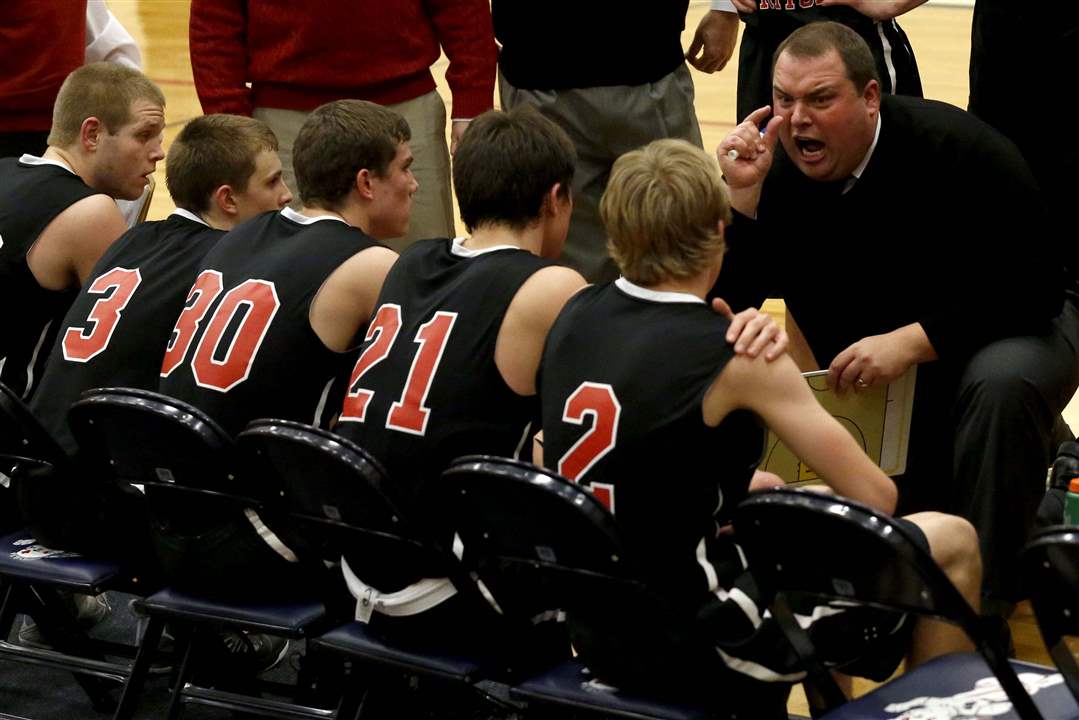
[440,455,768,720]
[69,388,338,719]
[1024,525,1079,709]
[734,488,1078,720]
[237,419,517,719]
[0,381,154,716]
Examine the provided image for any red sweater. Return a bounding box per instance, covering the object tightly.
[189,0,496,119]
[0,3,87,133]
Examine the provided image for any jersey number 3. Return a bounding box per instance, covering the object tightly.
[62,267,143,363]
[339,305,457,436]
[558,382,620,513]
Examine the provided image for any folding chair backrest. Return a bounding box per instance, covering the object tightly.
[440,456,644,617]
[735,489,975,622]
[236,419,447,576]
[1024,526,1079,702]
[67,388,247,511]
[0,381,68,469]
[735,488,1038,718]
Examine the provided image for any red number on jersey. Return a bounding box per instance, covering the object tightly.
[339,304,403,423]
[160,270,224,378]
[386,312,457,435]
[62,267,143,363]
[557,382,621,511]
[190,279,280,392]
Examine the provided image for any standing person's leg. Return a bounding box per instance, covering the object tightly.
[499,66,702,283]
[951,302,1079,612]
[252,107,307,209]
[385,91,454,252]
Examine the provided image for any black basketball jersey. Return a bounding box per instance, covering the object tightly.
[0,155,100,398]
[30,210,223,454]
[539,279,765,607]
[158,208,380,437]
[335,238,555,498]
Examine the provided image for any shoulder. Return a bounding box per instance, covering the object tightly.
[515,265,589,312]
[50,194,127,240]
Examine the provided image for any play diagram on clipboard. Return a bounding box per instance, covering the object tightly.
[761,366,917,484]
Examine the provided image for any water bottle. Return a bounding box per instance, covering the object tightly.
[1065,478,1079,526]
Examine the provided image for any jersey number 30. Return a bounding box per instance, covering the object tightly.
[338,304,457,436]
[558,382,620,513]
[159,270,281,392]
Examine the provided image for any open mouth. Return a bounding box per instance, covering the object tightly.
[794,136,826,161]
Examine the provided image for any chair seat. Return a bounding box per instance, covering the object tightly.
[510,658,721,720]
[138,587,327,637]
[0,531,122,592]
[312,620,486,683]
[822,653,1079,720]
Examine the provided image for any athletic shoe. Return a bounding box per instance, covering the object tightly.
[17,592,111,649]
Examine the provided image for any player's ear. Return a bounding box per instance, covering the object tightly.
[355,168,375,200]
[212,184,239,216]
[80,117,103,152]
[863,79,881,114]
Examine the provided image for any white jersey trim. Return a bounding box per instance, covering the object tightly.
[281,206,349,226]
[615,277,706,305]
[18,154,77,175]
[450,237,520,258]
[170,208,210,227]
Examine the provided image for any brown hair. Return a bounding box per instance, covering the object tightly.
[292,100,411,209]
[166,114,279,213]
[601,139,730,286]
[453,106,576,232]
[47,62,166,147]
[772,21,880,92]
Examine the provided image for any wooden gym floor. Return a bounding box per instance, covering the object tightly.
[103,1,1074,715]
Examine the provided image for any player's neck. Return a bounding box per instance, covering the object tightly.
[43,147,86,181]
[464,223,541,255]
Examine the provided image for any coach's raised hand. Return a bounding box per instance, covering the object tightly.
[717,106,784,217]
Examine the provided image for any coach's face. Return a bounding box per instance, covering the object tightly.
[772,49,879,183]
[96,98,166,200]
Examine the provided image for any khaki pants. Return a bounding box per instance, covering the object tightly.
[500,65,703,282]
[254,90,455,252]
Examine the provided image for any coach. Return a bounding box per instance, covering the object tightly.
[714,21,1079,615]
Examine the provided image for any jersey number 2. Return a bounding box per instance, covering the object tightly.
[339,305,457,436]
[557,382,620,512]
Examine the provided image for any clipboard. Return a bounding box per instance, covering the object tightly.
[761,366,917,484]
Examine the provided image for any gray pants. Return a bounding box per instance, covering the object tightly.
[254,90,455,253]
[500,65,703,283]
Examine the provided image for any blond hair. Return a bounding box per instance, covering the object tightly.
[600,139,730,286]
[48,63,166,148]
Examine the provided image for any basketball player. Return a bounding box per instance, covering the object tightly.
[0,63,165,401]
[331,106,788,666]
[154,99,398,600]
[539,138,981,714]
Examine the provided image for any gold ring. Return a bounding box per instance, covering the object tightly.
[856,378,868,388]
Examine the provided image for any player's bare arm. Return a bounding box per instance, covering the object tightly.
[27,194,128,290]
[705,351,898,514]
[496,265,588,396]
[817,0,929,21]
[309,246,398,352]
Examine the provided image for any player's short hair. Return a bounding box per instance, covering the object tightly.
[47,62,166,148]
[166,114,279,214]
[293,99,411,210]
[772,21,880,92]
[601,139,730,286]
[452,106,576,233]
